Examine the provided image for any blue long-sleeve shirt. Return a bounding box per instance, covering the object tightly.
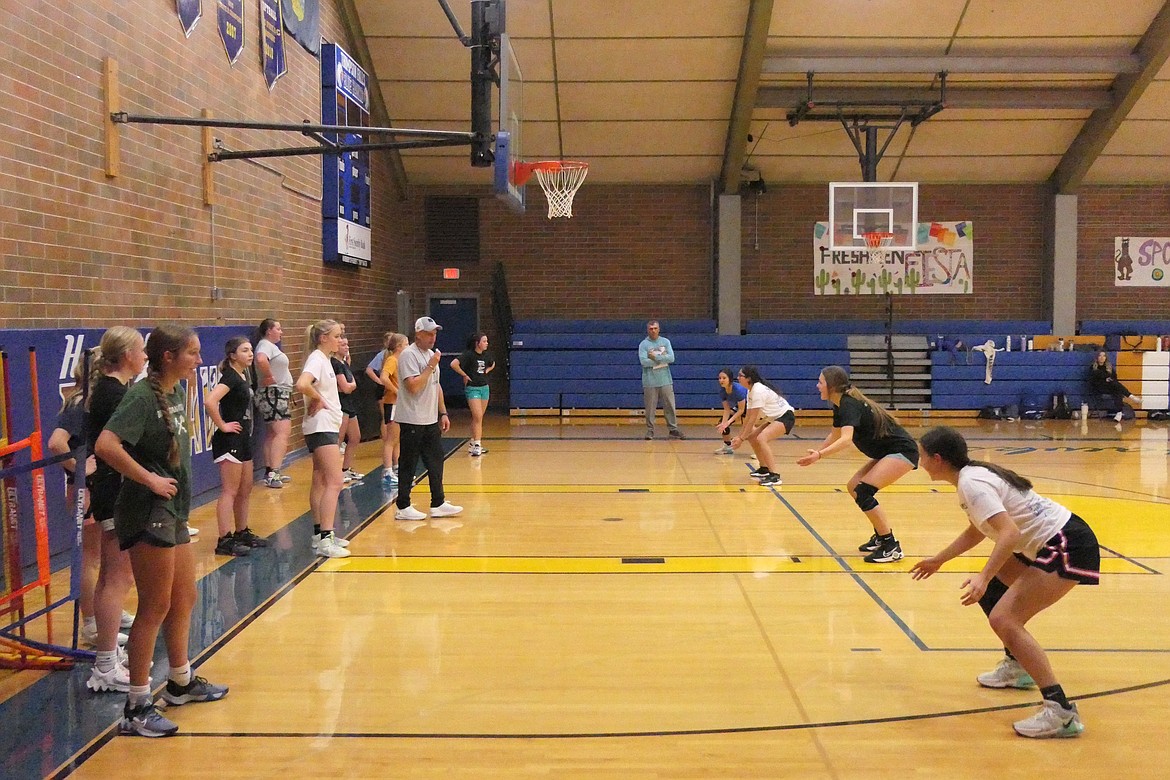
[639,337,675,387]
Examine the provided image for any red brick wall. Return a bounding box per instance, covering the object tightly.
[0,0,402,364]
[1077,186,1170,322]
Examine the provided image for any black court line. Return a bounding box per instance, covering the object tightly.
[164,677,1170,740]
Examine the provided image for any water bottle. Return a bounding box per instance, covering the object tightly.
[1006,335,1012,351]
[1080,401,1089,419]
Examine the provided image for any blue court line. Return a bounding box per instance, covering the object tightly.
[768,489,929,650]
[1,439,465,780]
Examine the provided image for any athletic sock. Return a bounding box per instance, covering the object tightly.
[1041,684,1071,710]
[1004,647,1016,660]
[128,684,152,708]
[169,662,192,687]
[313,524,321,537]
[878,532,895,543]
[96,649,118,672]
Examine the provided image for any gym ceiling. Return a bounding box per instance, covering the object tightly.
[350,0,1170,192]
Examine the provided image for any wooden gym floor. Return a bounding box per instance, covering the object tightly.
[3,411,1169,778]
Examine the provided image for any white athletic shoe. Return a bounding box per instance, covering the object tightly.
[312,533,350,551]
[313,532,351,558]
[977,656,1036,689]
[430,502,463,518]
[395,505,428,521]
[1013,700,1084,739]
[86,662,130,693]
[120,610,135,630]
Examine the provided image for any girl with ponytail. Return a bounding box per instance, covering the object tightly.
[912,426,1099,739]
[730,365,796,486]
[797,366,919,563]
[96,324,228,738]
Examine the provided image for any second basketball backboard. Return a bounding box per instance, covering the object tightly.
[493,32,525,213]
[828,182,918,252]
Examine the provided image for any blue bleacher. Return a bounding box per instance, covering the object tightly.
[1079,320,1170,336]
[509,319,1107,413]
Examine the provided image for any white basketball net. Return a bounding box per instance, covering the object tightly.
[533,162,589,218]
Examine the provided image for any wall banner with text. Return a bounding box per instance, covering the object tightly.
[813,221,975,295]
[217,0,245,65]
[260,0,287,91]
[1114,236,1170,286]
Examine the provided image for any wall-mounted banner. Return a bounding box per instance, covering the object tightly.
[1114,237,1170,286]
[321,42,372,268]
[217,0,245,65]
[0,326,256,567]
[281,0,320,55]
[260,0,286,91]
[177,0,202,37]
[813,221,975,295]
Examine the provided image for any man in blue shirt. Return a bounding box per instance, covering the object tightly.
[639,320,685,440]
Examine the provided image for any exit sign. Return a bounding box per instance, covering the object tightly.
[443,267,460,280]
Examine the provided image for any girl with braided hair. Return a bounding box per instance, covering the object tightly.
[797,365,919,563]
[96,324,228,737]
[912,426,1098,738]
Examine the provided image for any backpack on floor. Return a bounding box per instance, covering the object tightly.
[1050,391,1071,420]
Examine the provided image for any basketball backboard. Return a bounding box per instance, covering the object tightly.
[493,32,525,213]
[828,182,918,252]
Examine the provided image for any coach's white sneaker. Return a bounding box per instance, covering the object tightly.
[430,502,463,518]
[395,505,428,521]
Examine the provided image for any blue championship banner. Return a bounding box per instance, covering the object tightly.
[281,0,320,56]
[260,0,286,91]
[177,0,202,38]
[320,42,372,268]
[217,0,245,66]
[0,325,255,567]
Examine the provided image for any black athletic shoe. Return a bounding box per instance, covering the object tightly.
[669,429,686,440]
[858,533,882,552]
[749,467,769,479]
[235,527,269,548]
[864,541,904,563]
[758,472,782,486]
[214,534,250,557]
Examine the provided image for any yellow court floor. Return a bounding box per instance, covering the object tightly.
[17,413,1170,777]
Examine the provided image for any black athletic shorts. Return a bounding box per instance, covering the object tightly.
[1015,513,1100,585]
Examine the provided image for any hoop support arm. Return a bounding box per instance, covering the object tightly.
[111,112,475,140]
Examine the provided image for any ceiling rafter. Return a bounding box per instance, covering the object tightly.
[762,55,1141,75]
[719,0,774,195]
[1051,0,1170,193]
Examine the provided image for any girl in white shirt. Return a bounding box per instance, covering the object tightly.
[730,365,795,487]
[294,320,349,559]
[911,426,1099,740]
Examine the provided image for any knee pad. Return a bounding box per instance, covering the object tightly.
[978,576,1009,617]
[854,481,879,512]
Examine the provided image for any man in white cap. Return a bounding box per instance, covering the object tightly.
[393,316,462,520]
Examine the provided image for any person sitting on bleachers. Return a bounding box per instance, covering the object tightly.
[1089,351,1141,422]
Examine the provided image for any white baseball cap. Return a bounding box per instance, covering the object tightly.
[414,316,442,332]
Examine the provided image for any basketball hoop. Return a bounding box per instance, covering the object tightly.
[515,160,589,218]
[863,231,894,249]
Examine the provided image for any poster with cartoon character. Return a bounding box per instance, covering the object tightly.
[1114,237,1170,286]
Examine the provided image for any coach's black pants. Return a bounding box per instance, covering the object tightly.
[397,421,445,509]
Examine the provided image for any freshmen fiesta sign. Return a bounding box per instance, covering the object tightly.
[812,221,975,295]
